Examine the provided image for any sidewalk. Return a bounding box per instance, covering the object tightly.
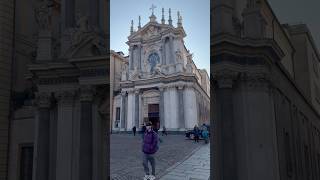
[159,143,210,180]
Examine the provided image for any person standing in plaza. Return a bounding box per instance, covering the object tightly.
[194,125,200,143]
[132,126,136,136]
[162,126,167,136]
[142,122,158,180]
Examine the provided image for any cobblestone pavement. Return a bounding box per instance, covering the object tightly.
[110,133,209,180]
[159,144,210,180]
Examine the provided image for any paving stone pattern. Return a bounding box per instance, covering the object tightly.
[110,134,208,180]
[159,144,210,180]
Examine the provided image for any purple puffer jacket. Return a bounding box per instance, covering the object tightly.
[142,130,158,154]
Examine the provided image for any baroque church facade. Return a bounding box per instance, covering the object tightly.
[111,8,210,132]
[0,0,109,180]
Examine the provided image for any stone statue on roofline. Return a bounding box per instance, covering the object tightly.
[34,0,53,30]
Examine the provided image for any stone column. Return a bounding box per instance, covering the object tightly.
[159,87,165,130]
[34,92,51,180]
[164,85,179,130]
[79,86,93,180]
[120,91,127,129]
[183,85,198,129]
[127,90,135,130]
[55,91,75,180]
[177,85,185,130]
[135,90,140,127]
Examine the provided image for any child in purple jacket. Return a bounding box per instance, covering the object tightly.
[142,122,158,180]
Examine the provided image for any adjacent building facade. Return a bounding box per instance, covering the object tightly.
[213,0,320,179]
[112,10,210,132]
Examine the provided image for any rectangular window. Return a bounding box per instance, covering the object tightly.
[19,145,34,180]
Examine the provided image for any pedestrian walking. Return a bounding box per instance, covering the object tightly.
[202,128,209,144]
[132,126,136,136]
[142,122,158,180]
[194,125,200,143]
[162,126,167,136]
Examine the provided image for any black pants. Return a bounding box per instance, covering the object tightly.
[133,131,136,136]
[194,135,199,142]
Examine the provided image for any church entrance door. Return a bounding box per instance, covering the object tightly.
[148,104,160,130]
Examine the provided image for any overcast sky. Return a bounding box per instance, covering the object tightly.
[268,0,320,51]
[110,0,210,74]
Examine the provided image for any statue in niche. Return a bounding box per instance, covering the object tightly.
[186,59,193,74]
[153,63,164,76]
[76,12,90,33]
[71,12,91,47]
[175,49,183,63]
[34,0,53,30]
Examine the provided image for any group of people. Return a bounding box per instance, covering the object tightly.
[193,124,209,144]
[132,125,168,137]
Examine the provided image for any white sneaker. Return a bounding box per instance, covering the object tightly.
[149,175,156,180]
[143,175,150,180]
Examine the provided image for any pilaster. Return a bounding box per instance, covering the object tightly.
[129,47,133,70]
[242,4,267,39]
[177,85,185,130]
[159,86,165,130]
[34,92,51,180]
[135,89,140,128]
[55,90,76,180]
[79,86,93,180]
[212,0,235,35]
[120,91,127,129]
[213,70,237,180]
[126,89,135,130]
